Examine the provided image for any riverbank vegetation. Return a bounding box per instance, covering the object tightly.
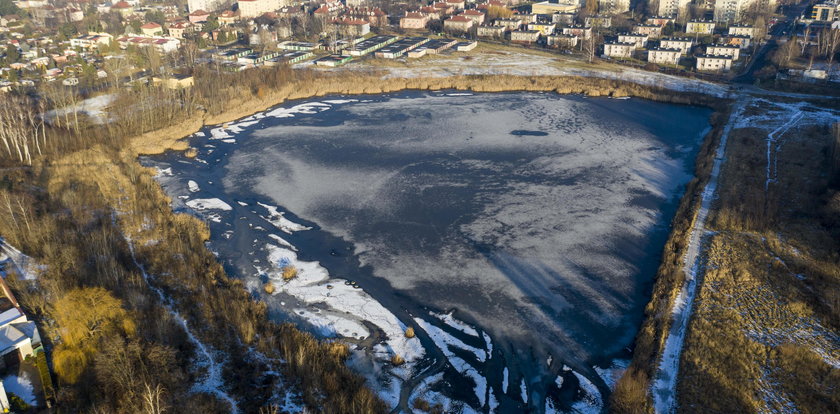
[0,63,727,412]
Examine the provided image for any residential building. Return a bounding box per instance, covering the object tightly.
[444,15,474,32]
[513,13,538,24]
[70,32,113,49]
[445,0,466,10]
[188,0,226,13]
[116,35,181,53]
[660,37,693,54]
[811,3,837,21]
[647,47,681,64]
[598,0,630,14]
[562,25,592,39]
[494,18,522,30]
[728,25,757,38]
[346,7,388,27]
[646,16,675,27]
[218,10,239,25]
[461,9,486,24]
[418,6,442,20]
[0,275,42,372]
[721,34,751,48]
[585,15,612,28]
[658,0,691,17]
[152,74,194,89]
[553,13,576,25]
[633,24,663,38]
[400,12,430,30]
[714,0,777,23]
[531,0,579,14]
[686,20,716,34]
[167,21,194,39]
[333,18,371,37]
[706,43,740,59]
[618,33,648,48]
[527,22,556,35]
[110,1,134,17]
[547,33,578,47]
[239,0,282,19]
[477,25,506,37]
[189,9,210,24]
[140,22,163,36]
[604,41,635,58]
[510,29,540,43]
[696,54,733,71]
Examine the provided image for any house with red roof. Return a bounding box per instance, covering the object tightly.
[188,9,210,24]
[400,12,429,30]
[444,15,473,32]
[140,22,163,36]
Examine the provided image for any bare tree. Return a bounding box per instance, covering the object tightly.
[142,382,166,414]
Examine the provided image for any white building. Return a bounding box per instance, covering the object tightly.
[658,0,691,18]
[618,33,649,48]
[660,37,694,54]
[648,47,681,65]
[604,41,635,58]
[728,25,757,38]
[598,0,630,14]
[696,54,733,71]
[238,0,284,19]
[706,43,741,59]
[116,36,181,53]
[714,0,777,23]
[70,32,114,49]
[188,0,227,13]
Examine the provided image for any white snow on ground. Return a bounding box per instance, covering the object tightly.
[571,371,603,414]
[257,202,311,234]
[651,98,747,414]
[292,308,369,338]
[194,131,206,138]
[482,331,493,356]
[44,93,115,124]
[594,359,629,390]
[268,234,297,251]
[265,102,332,118]
[188,180,200,193]
[502,367,509,394]
[222,139,236,144]
[414,318,487,363]
[323,99,358,104]
[210,127,233,140]
[431,311,479,337]
[2,371,36,406]
[0,241,42,280]
[186,198,233,211]
[520,378,528,404]
[414,317,487,408]
[265,244,424,362]
[409,372,479,414]
[155,167,173,177]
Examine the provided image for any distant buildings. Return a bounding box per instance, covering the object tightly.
[648,47,681,65]
[188,0,227,13]
[400,13,430,30]
[696,54,733,71]
[598,0,630,14]
[531,0,578,14]
[706,43,741,59]
[686,20,716,35]
[511,29,540,43]
[604,41,635,58]
[618,33,649,48]
[444,15,474,32]
[660,37,694,54]
[714,0,777,23]
[658,0,691,18]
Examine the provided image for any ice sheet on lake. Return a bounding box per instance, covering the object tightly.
[258,202,311,234]
[186,198,233,211]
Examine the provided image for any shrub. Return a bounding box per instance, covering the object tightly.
[263,283,275,294]
[404,326,415,338]
[281,266,298,281]
[391,354,404,366]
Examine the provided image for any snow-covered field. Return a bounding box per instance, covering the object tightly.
[144,91,711,411]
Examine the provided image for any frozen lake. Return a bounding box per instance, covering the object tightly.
[143,91,711,412]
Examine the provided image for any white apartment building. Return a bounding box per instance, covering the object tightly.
[728,25,757,38]
[706,43,741,59]
[714,0,777,23]
[660,37,694,54]
[239,0,285,18]
[648,47,681,65]
[696,54,733,71]
[604,41,635,58]
[188,0,226,13]
[618,33,649,48]
[658,0,691,18]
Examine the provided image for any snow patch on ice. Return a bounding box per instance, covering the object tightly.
[186,198,233,211]
[188,180,200,193]
[258,202,311,234]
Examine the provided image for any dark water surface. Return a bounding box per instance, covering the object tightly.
[142,91,711,412]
